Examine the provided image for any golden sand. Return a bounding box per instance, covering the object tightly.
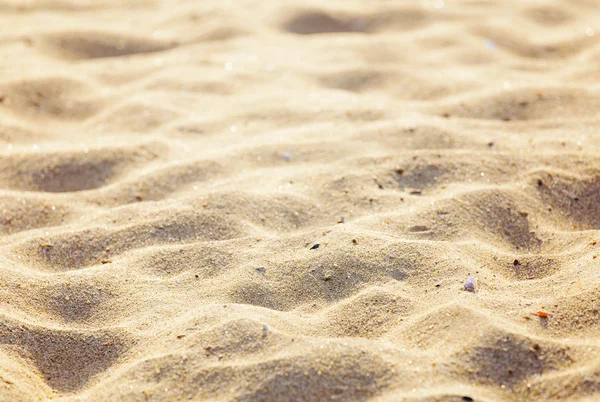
[1,0,600,401]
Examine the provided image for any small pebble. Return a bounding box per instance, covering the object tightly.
[283,153,291,161]
[310,243,319,250]
[464,277,478,293]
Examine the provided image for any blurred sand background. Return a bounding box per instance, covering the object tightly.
[1,0,600,401]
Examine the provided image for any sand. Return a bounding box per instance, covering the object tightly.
[0,0,600,401]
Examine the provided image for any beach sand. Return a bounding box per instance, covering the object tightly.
[1,0,600,401]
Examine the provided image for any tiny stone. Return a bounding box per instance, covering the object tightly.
[464,277,477,293]
[310,244,320,250]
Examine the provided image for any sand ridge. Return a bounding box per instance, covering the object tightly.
[1,0,600,401]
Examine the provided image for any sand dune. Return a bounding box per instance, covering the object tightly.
[1,0,600,401]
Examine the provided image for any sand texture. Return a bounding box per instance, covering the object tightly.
[1,0,600,401]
